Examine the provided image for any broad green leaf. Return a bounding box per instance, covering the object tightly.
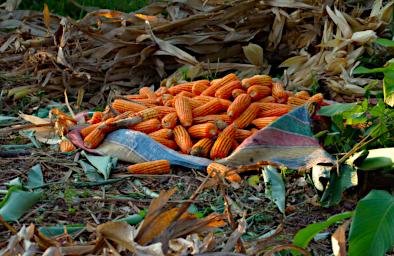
[312,165,331,191]
[247,175,260,187]
[4,177,22,187]
[383,69,394,106]
[26,164,44,189]
[0,115,17,125]
[293,211,353,248]
[375,38,394,47]
[348,148,394,171]
[0,187,42,221]
[82,151,117,180]
[317,103,357,117]
[348,190,394,256]
[39,224,84,238]
[79,160,104,182]
[320,165,358,207]
[114,213,144,225]
[262,166,285,214]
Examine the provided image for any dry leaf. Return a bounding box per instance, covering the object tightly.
[331,220,351,256]
[243,43,263,67]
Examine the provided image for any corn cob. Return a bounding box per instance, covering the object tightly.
[192,81,209,95]
[129,98,158,107]
[188,98,202,109]
[149,128,173,139]
[254,102,293,112]
[151,106,176,118]
[112,99,147,113]
[218,99,232,110]
[162,112,178,129]
[258,96,276,103]
[81,123,101,138]
[202,73,238,96]
[168,82,194,95]
[83,127,106,149]
[235,129,253,141]
[232,88,246,98]
[127,160,170,175]
[191,138,214,157]
[258,108,289,118]
[125,94,147,100]
[155,86,169,97]
[129,107,159,120]
[139,87,157,100]
[207,162,241,183]
[150,136,178,150]
[210,124,235,159]
[287,96,307,106]
[242,75,272,89]
[188,123,218,138]
[192,95,215,105]
[251,128,259,134]
[88,112,103,124]
[231,140,240,151]
[173,125,193,154]
[130,119,161,134]
[227,94,251,119]
[247,85,272,101]
[215,80,242,99]
[272,82,288,101]
[294,90,310,100]
[252,116,279,129]
[234,103,260,129]
[162,94,174,104]
[165,98,175,107]
[59,139,76,152]
[174,96,193,127]
[192,99,224,117]
[178,91,195,98]
[307,93,324,103]
[212,119,228,130]
[193,114,232,125]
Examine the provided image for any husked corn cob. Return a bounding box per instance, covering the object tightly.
[175,96,193,127]
[307,93,324,103]
[258,108,289,118]
[193,114,232,125]
[231,140,240,151]
[295,90,310,100]
[125,94,147,100]
[218,99,232,109]
[258,96,276,103]
[252,116,279,129]
[162,94,174,104]
[155,86,169,96]
[131,108,159,120]
[287,96,307,106]
[192,99,224,117]
[192,81,209,95]
[129,98,158,107]
[235,129,253,141]
[152,106,176,118]
[131,119,161,133]
[242,75,272,89]
[210,124,235,159]
[162,112,178,129]
[150,136,178,150]
[188,98,202,109]
[188,123,218,138]
[165,98,175,107]
[178,91,195,98]
[88,112,103,124]
[251,128,259,134]
[83,127,106,149]
[149,128,173,139]
[215,80,242,99]
[254,102,293,112]
[192,95,215,104]
[207,162,241,183]
[227,94,251,119]
[191,138,214,157]
[168,82,193,95]
[202,73,238,96]
[174,125,193,154]
[81,123,101,138]
[127,160,170,175]
[247,85,272,101]
[272,82,288,101]
[232,88,246,98]
[139,87,157,100]
[234,103,260,129]
[59,139,76,152]
[112,99,147,113]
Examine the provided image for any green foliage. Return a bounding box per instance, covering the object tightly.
[262,166,285,214]
[348,190,394,256]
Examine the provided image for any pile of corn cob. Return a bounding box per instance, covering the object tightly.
[61,74,323,178]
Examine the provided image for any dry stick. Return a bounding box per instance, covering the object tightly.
[0,215,17,234]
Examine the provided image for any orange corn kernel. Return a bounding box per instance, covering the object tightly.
[234,103,260,129]
[252,116,279,129]
[235,129,253,141]
[210,124,235,160]
[188,123,218,138]
[174,96,193,127]
[202,73,238,96]
[191,138,214,157]
[192,81,209,95]
[192,99,225,117]
[149,128,173,139]
[59,139,76,152]
[173,125,193,154]
[193,114,232,125]
[112,99,147,113]
[139,87,157,100]
[227,94,251,119]
[88,112,103,124]
[242,75,272,89]
[215,80,242,99]
[247,85,272,101]
[258,108,289,118]
[130,118,161,134]
[127,160,170,175]
[162,112,178,129]
[207,162,241,183]
[168,82,194,95]
[150,136,178,150]
[231,88,246,98]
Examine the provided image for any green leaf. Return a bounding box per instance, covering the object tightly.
[383,69,394,107]
[26,164,44,189]
[114,213,144,225]
[375,38,394,47]
[355,148,394,171]
[39,224,84,237]
[320,165,358,207]
[293,211,353,248]
[247,175,260,187]
[348,190,394,256]
[262,166,285,214]
[0,187,42,221]
[79,160,104,182]
[0,115,18,125]
[82,151,117,180]
[317,103,357,117]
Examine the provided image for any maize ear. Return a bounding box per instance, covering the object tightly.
[215,80,242,99]
[207,162,241,183]
[227,94,251,119]
[83,127,106,149]
[155,86,169,97]
[112,99,147,113]
[192,99,224,117]
[130,119,161,133]
[168,82,193,95]
[247,85,272,101]
[210,124,235,159]
[175,96,193,127]
[150,136,178,150]
[231,88,246,98]
[193,114,232,125]
[258,96,276,103]
[235,129,253,141]
[307,93,324,103]
[272,82,288,101]
[202,73,238,96]
[59,139,76,152]
[191,138,214,157]
[139,87,157,100]
[252,116,279,129]
[174,125,193,154]
[234,103,260,129]
[162,112,178,129]
[242,75,272,89]
[258,108,289,118]
[192,81,209,95]
[127,160,170,175]
[88,112,103,124]
[149,128,173,139]
[188,123,218,138]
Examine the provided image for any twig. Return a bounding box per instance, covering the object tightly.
[0,215,17,234]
